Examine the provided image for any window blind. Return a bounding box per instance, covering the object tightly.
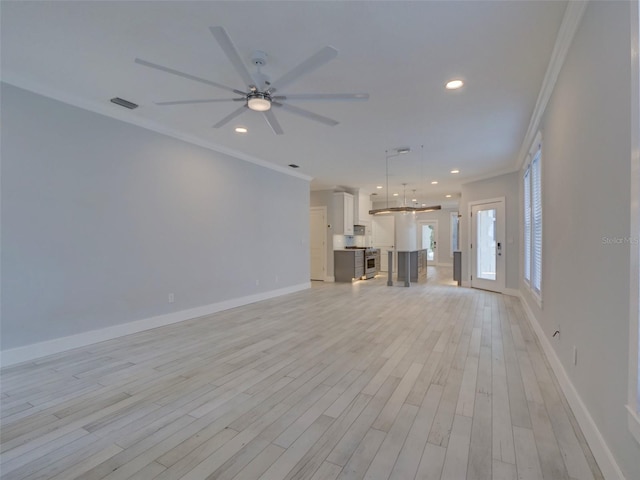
[531,150,542,295]
[523,168,531,283]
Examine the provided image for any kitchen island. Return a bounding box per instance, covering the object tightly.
[397,249,427,283]
[334,248,380,282]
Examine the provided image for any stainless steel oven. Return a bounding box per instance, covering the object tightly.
[365,250,377,279]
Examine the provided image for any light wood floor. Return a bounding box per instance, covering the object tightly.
[0,267,603,480]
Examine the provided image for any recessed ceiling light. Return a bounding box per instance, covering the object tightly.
[445,194,452,198]
[376,185,383,189]
[431,181,438,185]
[412,198,417,202]
[234,126,248,133]
[422,203,426,207]
[450,169,460,174]
[393,193,399,197]
[445,79,464,90]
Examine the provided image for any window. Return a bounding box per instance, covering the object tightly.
[523,135,542,301]
[531,150,542,295]
[523,169,531,283]
[450,212,459,257]
[628,0,640,445]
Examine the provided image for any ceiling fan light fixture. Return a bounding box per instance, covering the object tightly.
[247,92,272,111]
[445,79,464,90]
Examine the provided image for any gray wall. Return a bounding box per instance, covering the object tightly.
[1,84,310,350]
[520,2,639,478]
[460,172,520,290]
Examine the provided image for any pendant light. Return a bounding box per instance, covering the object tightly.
[369,146,442,215]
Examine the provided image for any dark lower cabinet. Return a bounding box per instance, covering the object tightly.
[397,250,427,283]
[334,250,364,282]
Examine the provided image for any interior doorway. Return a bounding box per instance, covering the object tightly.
[420,221,438,264]
[310,207,326,281]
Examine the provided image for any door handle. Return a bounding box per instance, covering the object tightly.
[497,242,502,256]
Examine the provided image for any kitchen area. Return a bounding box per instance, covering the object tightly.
[310,189,442,285]
[329,191,382,283]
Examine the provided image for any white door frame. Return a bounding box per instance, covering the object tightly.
[310,206,327,281]
[468,197,506,293]
[418,220,438,265]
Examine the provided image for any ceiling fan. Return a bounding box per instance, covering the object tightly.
[135,26,369,135]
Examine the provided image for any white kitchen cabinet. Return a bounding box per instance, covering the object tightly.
[356,191,372,225]
[333,192,354,235]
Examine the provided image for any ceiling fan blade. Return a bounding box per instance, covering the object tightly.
[209,26,256,88]
[135,58,245,95]
[272,93,369,102]
[156,98,244,106]
[212,105,247,128]
[273,102,338,127]
[263,110,284,135]
[268,46,338,93]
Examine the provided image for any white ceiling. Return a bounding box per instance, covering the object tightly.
[1,1,567,207]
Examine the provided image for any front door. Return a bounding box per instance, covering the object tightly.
[470,199,505,292]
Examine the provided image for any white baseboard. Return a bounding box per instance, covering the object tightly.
[1,282,311,367]
[503,288,520,297]
[324,276,335,283]
[462,280,471,287]
[518,294,626,480]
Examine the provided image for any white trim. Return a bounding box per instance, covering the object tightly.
[519,294,626,480]
[450,211,460,258]
[629,0,640,448]
[324,276,335,283]
[628,405,640,447]
[1,78,313,182]
[418,219,439,265]
[0,282,310,367]
[515,1,588,171]
[468,197,506,293]
[503,288,520,297]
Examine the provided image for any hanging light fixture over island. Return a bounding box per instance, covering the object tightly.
[369,146,442,215]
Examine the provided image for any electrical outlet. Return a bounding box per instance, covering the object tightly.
[255,279,260,286]
[168,293,175,303]
[275,275,279,283]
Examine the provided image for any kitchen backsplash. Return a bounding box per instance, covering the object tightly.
[333,234,370,249]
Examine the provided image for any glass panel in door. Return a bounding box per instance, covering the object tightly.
[476,208,497,280]
[422,224,435,261]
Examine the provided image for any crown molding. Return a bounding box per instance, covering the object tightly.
[0,76,313,182]
[514,1,589,172]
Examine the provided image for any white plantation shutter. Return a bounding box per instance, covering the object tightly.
[523,167,531,284]
[531,149,542,295]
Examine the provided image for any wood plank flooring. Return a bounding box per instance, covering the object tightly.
[0,267,603,480]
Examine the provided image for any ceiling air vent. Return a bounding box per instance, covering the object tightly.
[288,164,300,169]
[110,97,138,110]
